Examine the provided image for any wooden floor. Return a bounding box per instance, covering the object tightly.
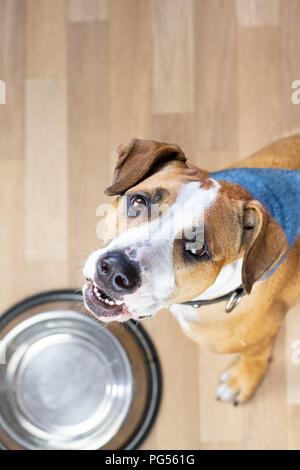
[1,0,300,450]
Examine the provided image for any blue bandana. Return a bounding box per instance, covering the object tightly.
[211,168,300,278]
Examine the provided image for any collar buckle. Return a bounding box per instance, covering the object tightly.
[225,289,243,313]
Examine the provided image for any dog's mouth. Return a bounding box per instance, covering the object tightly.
[83,279,128,319]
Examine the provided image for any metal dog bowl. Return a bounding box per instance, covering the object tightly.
[0,290,161,450]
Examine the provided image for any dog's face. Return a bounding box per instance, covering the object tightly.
[83,139,288,322]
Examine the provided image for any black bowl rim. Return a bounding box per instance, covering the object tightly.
[0,289,162,450]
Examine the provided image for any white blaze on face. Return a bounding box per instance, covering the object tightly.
[83,179,220,318]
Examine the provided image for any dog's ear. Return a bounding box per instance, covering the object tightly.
[105,138,187,196]
[242,200,289,294]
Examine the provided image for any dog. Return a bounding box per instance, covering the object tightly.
[83,135,300,404]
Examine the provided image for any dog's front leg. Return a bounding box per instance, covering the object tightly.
[216,342,274,405]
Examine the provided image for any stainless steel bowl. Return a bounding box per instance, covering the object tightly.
[0,291,161,450]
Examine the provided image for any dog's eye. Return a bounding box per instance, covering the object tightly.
[185,243,207,257]
[129,195,147,215]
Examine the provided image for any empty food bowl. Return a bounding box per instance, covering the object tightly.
[0,290,161,450]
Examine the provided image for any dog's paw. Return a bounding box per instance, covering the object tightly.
[216,356,269,405]
[216,371,240,405]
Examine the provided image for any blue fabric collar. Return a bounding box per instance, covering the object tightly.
[211,168,300,278]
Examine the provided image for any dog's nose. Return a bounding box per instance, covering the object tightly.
[97,250,141,293]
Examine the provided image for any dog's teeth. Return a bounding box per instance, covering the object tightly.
[91,283,122,306]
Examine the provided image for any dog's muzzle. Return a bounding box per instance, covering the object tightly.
[83,250,142,320]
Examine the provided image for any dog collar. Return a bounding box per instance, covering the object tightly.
[180,286,244,314]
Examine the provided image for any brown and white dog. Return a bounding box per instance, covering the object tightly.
[83,135,300,404]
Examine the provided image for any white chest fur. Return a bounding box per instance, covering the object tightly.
[170,258,243,323]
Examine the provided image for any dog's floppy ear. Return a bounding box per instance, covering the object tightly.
[105,138,186,196]
[242,200,289,294]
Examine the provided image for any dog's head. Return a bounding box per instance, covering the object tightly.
[83,138,288,322]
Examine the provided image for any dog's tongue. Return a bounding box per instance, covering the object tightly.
[121,304,130,316]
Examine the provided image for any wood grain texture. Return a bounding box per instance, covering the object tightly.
[151,114,195,160]
[194,0,238,150]
[0,0,300,450]
[152,0,194,114]
[243,327,288,450]
[69,0,107,22]
[238,26,281,157]
[280,0,300,135]
[26,261,69,294]
[26,0,67,77]
[25,79,68,261]
[0,0,24,160]
[194,150,238,171]
[0,160,25,311]
[108,0,152,178]
[68,22,109,286]
[288,406,300,450]
[198,351,243,442]
[141,311,199,450]
[236,0,280,26]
